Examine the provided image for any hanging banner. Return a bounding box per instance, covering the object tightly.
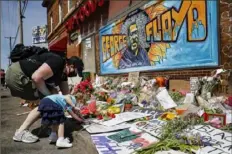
[99,0,219,74]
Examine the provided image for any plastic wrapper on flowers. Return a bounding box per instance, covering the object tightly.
[196,75,221,101]
[175,132,211,146]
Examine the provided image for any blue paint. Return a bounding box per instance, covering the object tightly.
[99,0,219,74]
[92,136,122,154]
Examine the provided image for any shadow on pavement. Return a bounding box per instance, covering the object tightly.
[31,118,83,143]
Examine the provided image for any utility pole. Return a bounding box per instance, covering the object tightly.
[19,0,24,44]
[5,37,16,65]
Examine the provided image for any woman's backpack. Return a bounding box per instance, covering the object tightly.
[9,44,49,63]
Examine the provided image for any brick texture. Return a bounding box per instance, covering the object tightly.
[220,0,232,69]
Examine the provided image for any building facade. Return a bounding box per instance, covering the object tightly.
[42,0,232,79]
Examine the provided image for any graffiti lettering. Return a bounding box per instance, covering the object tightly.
[145,0,207,42]
[101,35,126,62]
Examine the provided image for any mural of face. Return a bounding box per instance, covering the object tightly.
[128,23,139,54]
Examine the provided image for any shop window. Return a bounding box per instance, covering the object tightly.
[81,36,96,73]
[68,0,73,12]
[59,0,62,23]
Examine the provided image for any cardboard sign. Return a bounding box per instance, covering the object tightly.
[191,125,232,154]
[91,132,159,154]
[128,72,140,84]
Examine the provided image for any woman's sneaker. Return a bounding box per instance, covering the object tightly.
[13,129,39,143]
[56,138,72,148]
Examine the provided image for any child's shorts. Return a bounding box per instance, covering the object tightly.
[38,98,66,126]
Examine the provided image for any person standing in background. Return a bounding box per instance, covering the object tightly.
[1,69,6,89]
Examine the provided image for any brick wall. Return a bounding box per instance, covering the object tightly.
[220,0,232,69]
[67,43,81,58]
[47,0,59,34]
[108,1,130,19]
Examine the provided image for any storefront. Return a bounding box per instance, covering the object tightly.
[64,0,109,74]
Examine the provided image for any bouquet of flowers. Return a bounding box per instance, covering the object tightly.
[72,79,94,104]
[169,89,185,102]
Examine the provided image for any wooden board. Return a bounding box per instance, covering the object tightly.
[169,80,190,92]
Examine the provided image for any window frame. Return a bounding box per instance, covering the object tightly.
[50,13,53,33]
[68,0,72,12]
[58,0,62,23]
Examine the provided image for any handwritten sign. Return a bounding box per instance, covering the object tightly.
[92,112,150,127]
[133,119,166,138]
[91,132,159,154]
[191,125,232,154]
[132,108,164,119]
[128,72,140,84]
[190,77,199,94]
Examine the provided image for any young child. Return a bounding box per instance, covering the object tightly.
[38,94,84,148]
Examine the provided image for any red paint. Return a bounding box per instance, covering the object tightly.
[66,0,104,32]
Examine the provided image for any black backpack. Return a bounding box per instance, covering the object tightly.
[9,44,49,63]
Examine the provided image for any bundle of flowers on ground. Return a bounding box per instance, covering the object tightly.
[72,79,94,105]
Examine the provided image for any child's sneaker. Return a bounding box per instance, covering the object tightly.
[48,132,58,143]
[56,138,72,148]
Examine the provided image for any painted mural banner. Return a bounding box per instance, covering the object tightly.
[99,0,219,74]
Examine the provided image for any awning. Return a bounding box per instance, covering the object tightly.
[48,32,67,51]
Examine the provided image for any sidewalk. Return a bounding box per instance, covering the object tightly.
[1,89,98,154]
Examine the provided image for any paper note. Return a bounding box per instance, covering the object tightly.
[84,123,132,134]
[128,72,140,84]
[156,88,177,109]
[92,112,150,127]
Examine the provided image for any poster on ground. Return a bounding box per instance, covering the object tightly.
[92,112,151,127]
[191,125,232,154]
[91,132,159,154]
[99,0,219,74]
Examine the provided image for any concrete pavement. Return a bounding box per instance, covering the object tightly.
[1,89,98,154]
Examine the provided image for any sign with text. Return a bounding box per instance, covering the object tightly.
[191,125,232,154]
[32,25,47,44]
[91,132,159,154]
[84,123,132,134]
[128,72,139,84]
[92,112,150,127]
[99,0,219,74]
[133,119,167,138]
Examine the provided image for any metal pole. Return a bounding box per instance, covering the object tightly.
[5,37,15,65]
[19,0,23,44]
